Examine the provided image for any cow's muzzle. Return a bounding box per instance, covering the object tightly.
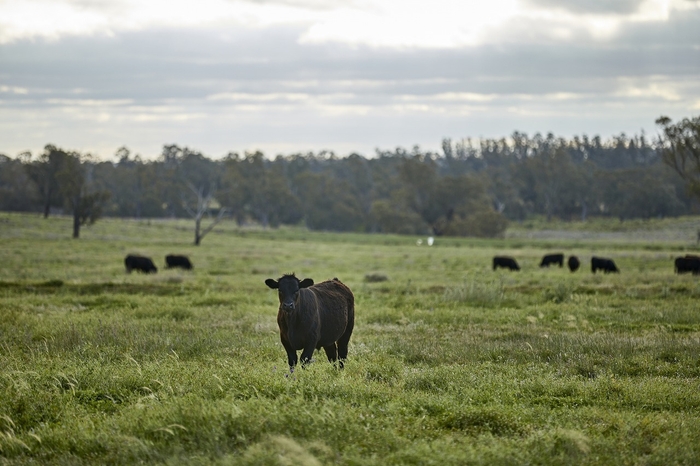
[282,301,295,312]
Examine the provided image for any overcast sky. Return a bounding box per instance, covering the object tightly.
[1,0,699,160]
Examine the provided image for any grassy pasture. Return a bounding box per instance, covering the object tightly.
[1,213,700,465]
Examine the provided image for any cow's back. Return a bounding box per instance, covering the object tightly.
[676,256,700,274]
[493,256,518,270]
[541,253,563,267]
[125,254,140,271]
[166,254,192,269]
[591,257,603,272]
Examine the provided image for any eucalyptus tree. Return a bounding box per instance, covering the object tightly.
[56,151,110,238]
[657,115,700,198]
[24,145,68,218]
[294,171,363,231]
[0,153,37,212]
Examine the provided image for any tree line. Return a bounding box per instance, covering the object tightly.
[1,116,699,241]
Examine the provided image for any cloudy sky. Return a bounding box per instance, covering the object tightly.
[1,0,699,160]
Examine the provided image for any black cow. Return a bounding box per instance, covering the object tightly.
[675,255,700,275]
[265,274,355,371]
[124,254,157,273]
[493,256,520,271]
[540,253,564,268]
[591,256,619,274]
[567,255,580,272]
[165,254,193,270]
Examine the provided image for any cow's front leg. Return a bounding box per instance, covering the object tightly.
[281,336,298,371]
[300,343,316,367]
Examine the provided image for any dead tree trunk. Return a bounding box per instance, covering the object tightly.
[44,190,51,218]
[68,191,81,238]
[72,208,81,238]
[182,181,227,246]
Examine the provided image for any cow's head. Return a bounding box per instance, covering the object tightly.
[265,274,314,313]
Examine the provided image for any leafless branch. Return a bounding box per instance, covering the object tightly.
[199,207,228,240]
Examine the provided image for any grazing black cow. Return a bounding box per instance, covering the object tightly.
[493,256,520,271]
[591,256,619,274]
[265,274,355,370]
[540,253,564,268]
[567,255,581,272]
[165,254,193,270]
[675,256,700,275]
[124,254,157,273]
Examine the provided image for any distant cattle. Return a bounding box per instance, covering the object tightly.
[493,256,520,271]
[567,255,581,272]
[124,254,157,274]
[591,256,619,274]
[165,254,193,270]
[675,255,700,275]
[540,253,564,268]
[265,274,355,370]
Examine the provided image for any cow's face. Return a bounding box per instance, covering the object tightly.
[265,275,314,313]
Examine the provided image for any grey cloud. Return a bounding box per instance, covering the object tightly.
[615,8,700,54]
[4,14,698,103]
[522,0,645,15]
[2,6,699,158]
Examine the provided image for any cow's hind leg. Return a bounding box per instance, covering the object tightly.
[323,344,338,364]
[336,326,354,369]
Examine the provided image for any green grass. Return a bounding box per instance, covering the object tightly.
[1,212,700,464]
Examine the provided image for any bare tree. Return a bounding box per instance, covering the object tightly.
[182,181,227,245]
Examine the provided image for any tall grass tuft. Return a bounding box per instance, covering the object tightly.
[543,282,574,303]
[240,435,330,466]
[442,277,505,307]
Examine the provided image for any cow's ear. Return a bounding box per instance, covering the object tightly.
[299,278,314,288]
[265,279,279,289]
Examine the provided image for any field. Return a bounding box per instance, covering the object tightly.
[1,213,700,465]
